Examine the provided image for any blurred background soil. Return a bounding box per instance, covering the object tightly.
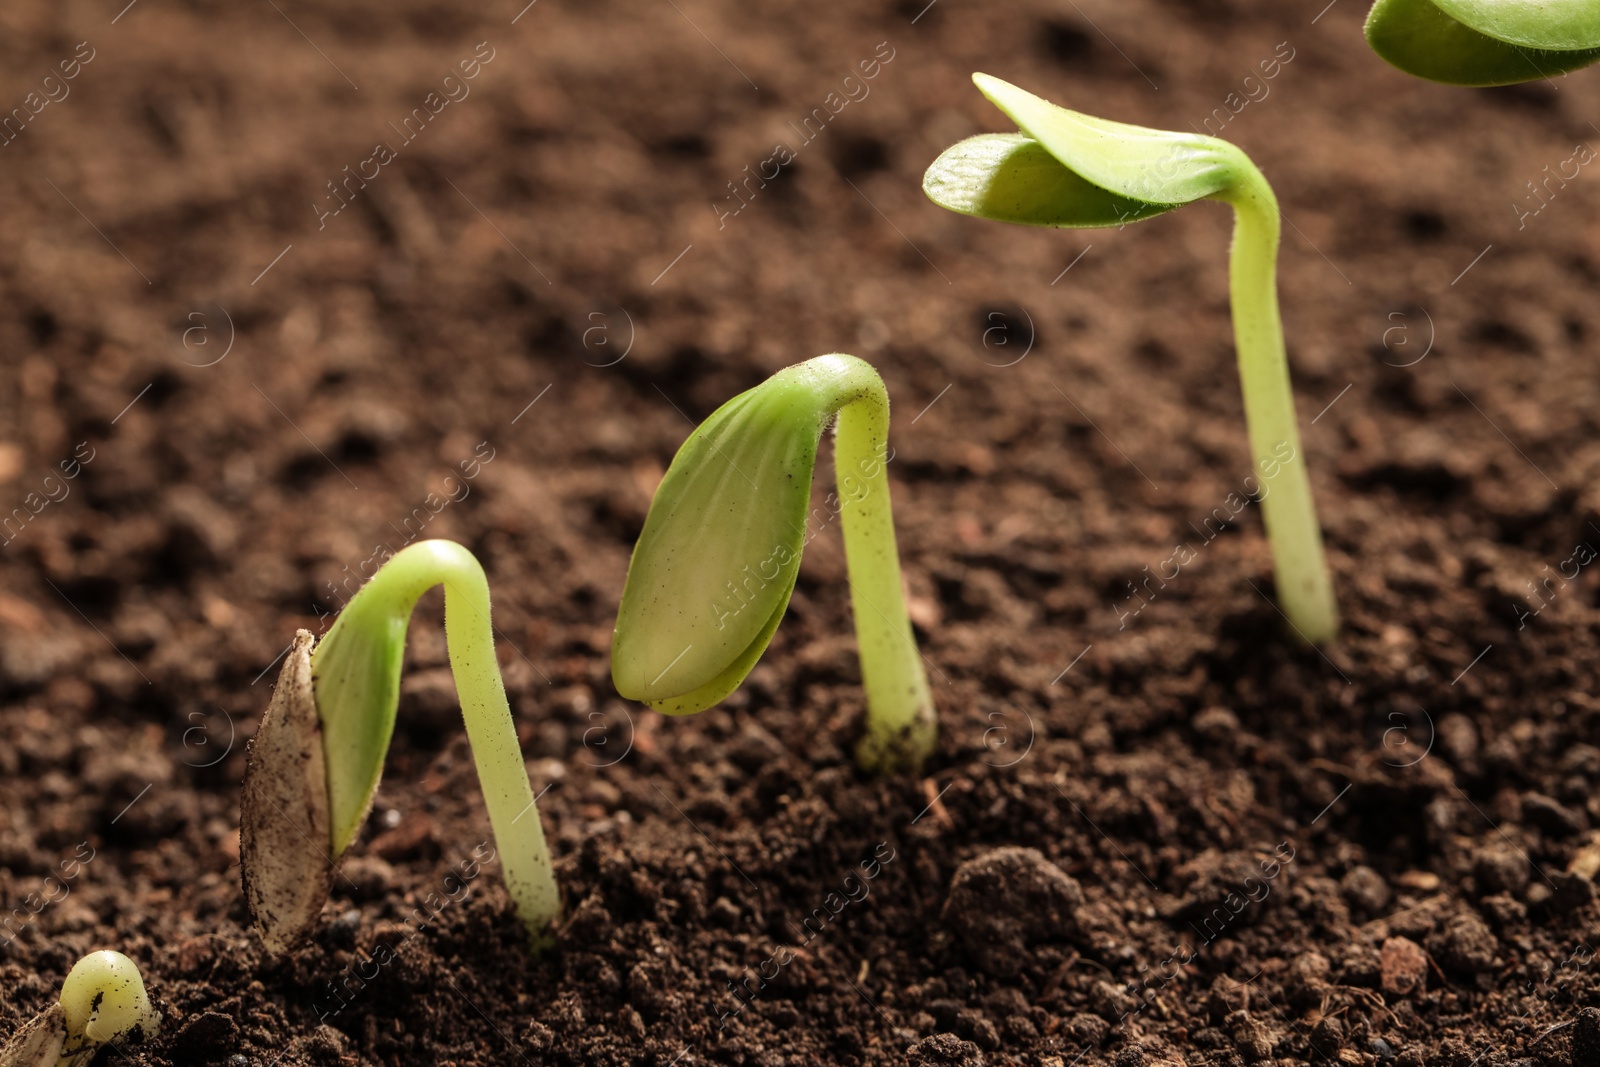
[1,0,1599,1064]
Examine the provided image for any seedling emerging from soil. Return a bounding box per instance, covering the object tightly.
[1365,0,1600,85]
[0,950,161,1067]
[611,353,936,773]
[241,539,558,952]
[923,74,1339,643]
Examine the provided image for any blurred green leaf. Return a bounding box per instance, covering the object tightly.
[1366,0,1600,85]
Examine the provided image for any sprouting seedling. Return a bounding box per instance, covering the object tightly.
[923,74,1339,644]
[240,539,558,952]
[611,353,936,773]
[1365,0,1600,85]
[0,950,161,1067]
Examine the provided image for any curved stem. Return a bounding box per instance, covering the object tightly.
[1215,166,1339,643]
[808,357,937,772]
[313,540,559,943]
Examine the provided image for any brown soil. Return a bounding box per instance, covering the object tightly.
[2,0,1599,1064]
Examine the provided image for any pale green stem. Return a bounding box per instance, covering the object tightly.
[813,357,937,772]
[1213,165,1339,644]
[313,540,559,943]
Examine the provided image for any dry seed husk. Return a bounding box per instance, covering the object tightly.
[240,629,334,954]
[0,1004,66,1067]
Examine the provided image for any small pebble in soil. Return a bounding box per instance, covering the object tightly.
[1065,1013,1108,1046]
[1003,1014,1038,1042]
[1572,1007,1600,1067]
[339,855,395,900]
[1311,1016,1344,1058]
[1474,846,1529,895]
[1341,865,1391,914]
[1287,951,1331,1009]
[521,1021,555,1052]
[1381,936,1428,996]
[1370,1037,1396,1061]
[941,846,1081,977]
[1429,912,1498,974]
[1226,1011,1275,1063]
[326,908,361,949]
[176,935,217,977]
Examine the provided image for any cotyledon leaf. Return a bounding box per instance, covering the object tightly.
[971,73,1245,208]
[922,74,1341,646]
[612,353,936,772]
[924,132,1177,229]
[1366,0,1600,85]
[1434,0,1600,50]
[611,372,828,710]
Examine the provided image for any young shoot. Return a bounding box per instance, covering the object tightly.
[923,74,1339,644]
[0,950,161,1067]
[1365,0,1600,85]
[611,353,936,773]
[241,539,558,952]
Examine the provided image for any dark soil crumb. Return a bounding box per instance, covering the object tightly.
[906,1032,985,1066]
[942,846,1083,977]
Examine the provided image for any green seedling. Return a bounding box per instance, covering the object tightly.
[611,353,936,773]
[1365,0,1600,85]
[241,539,557,952]
[923,74,1339,643]
[0,950,161,1067]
